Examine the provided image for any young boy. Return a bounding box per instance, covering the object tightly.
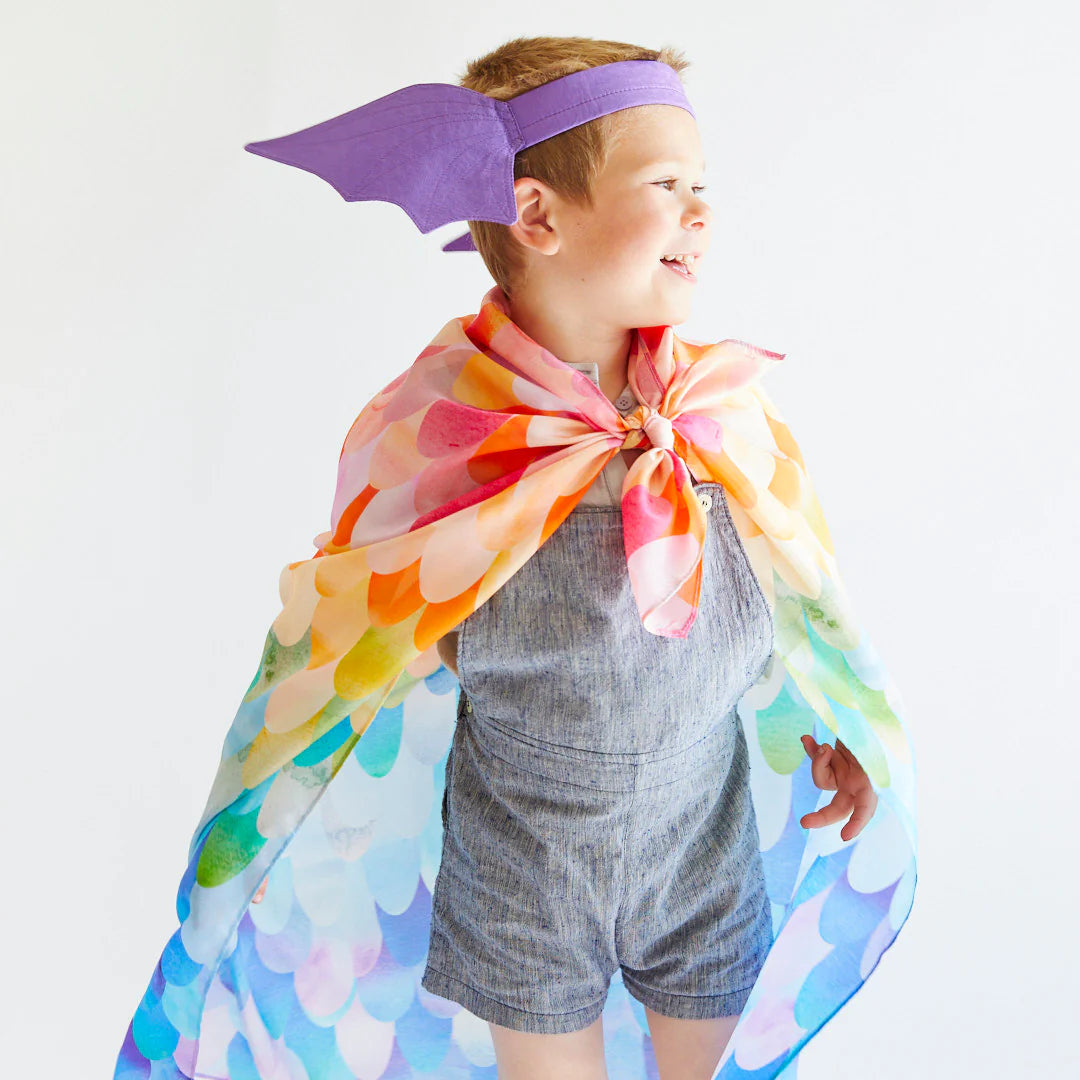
[415,59,872,1079]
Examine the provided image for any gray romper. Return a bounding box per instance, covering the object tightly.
[420,363,776,1035]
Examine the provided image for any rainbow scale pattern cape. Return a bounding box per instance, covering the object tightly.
[115,285,917,1080]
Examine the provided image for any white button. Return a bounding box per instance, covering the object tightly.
[615,394,634,410]
[698,492,713,511]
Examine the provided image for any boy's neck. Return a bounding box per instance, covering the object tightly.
[507,293,632,404]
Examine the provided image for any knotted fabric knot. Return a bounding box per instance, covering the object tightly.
[642,410,675,451]
[621,404,675,452]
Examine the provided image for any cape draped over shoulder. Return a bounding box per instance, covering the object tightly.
[115,285,917,1080]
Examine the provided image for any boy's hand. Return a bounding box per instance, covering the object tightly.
[798,734,878,841]
[251,877,268,904]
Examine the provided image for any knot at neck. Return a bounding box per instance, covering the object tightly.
[620,404,675,452]
[642,410,675,451]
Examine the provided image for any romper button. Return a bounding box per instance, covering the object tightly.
[698,492,713,511]
[615,394,634,410]
[465,697,473,713]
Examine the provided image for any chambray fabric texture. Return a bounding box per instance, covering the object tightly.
[419,474,776,1033]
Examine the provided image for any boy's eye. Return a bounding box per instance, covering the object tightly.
[656,179,708,194]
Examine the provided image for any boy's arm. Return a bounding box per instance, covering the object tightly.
[435,631,459,676]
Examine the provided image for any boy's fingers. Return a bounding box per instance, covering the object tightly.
[840,795,877,841]
[800,791,853,831]
[834,740,862,774]
[833,803,876,842]
[810,744,837,790]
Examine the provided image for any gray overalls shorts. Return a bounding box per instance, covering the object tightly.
[420,474,776,1036]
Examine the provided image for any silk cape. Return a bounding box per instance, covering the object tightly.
[115,284,917,1080]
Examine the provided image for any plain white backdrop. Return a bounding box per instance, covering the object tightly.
[2,1,1077,1075]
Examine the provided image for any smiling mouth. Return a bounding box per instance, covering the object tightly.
[660,258,698,282]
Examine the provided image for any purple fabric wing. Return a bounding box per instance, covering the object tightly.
[442,230,477,251]
[244,83,523,234]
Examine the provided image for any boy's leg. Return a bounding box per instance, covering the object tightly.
[488,1015,609,1080]
[644,1006,740,1080]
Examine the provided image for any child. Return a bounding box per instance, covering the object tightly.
[117,35,914,1080]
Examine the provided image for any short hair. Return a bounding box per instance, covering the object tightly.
[455,36,691,298]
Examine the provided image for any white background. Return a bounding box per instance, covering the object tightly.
[2,1,1077,1075]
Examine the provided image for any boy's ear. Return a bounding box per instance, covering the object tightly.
[508,177,560,256]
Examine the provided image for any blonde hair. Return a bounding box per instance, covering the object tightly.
[455,36,691,298]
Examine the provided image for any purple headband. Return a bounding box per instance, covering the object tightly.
[243,59,695,252]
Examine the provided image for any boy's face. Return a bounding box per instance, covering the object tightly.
[517,104,712,330]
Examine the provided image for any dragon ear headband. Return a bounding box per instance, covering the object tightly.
[243,59,695,252]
